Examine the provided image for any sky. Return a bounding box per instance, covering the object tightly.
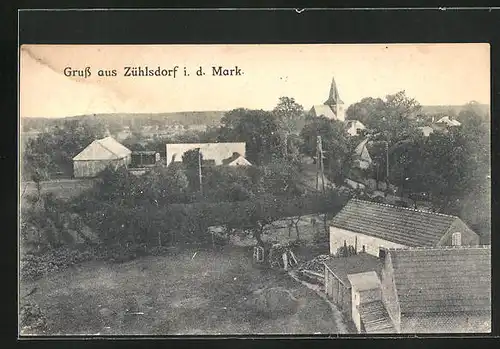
[19,44,490,118]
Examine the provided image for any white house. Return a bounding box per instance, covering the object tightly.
[165,142,247,166]
[329,199,480,258]
[346,120,366,137]
[436,116,461,127]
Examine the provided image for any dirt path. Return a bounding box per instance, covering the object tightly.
[21,247,345,335]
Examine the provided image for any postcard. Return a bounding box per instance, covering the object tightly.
[19,43,491,336]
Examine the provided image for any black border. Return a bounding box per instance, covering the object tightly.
[11,7,500,348]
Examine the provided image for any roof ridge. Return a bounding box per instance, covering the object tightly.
[387,245,491,251]
[96,138,120,158]
[349,198,457,219]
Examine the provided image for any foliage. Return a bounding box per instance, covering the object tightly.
[346,91,421,144]
[273,97,306,135]
[300,116,353,183]
[218,108,282,166]
[22,120,106,179]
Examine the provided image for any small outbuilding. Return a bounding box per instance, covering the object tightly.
[72,136,131,178]
[323,253,383,316]
[130,150,161,168]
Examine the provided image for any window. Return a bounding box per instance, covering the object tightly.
[452,232,462,246]
[253,246,264,262]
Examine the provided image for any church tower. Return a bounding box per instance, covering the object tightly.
[324,76,345,121]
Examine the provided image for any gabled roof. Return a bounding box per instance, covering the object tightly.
[348,271,381,292]
[331,199,467,247]
[354,138,373,163]
[223,154,252,166]
[73,136,131,161]
[310,105,336,119]
[166,142,246,166]
[324,252,383,287]
[388,246,491,314]
[436,116,461,127]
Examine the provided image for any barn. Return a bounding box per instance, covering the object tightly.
[329,199,480,257]
[381,246,491,333]
[72,136,132,178]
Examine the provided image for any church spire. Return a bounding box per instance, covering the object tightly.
[324,76,343,106]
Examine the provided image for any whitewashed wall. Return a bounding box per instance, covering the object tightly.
[351,289,362,333]
[329,226,407,257]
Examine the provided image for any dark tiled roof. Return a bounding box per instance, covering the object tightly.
[389,246,491,314]
[323,252,383,287]
[331,199,459,247]
[359,300,396,333]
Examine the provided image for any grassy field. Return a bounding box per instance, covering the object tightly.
[20,246,342,336]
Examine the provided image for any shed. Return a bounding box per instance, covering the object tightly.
[323,253,383,315]
[130,150,160,168]
[72,136,131,178]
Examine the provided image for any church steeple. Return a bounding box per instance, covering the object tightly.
[324,76,343,106]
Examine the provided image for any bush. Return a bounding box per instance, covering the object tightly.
[20,246,96,281]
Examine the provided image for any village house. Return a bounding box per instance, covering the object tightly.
[323,245,491,333]
[72,136,132,178]
[346,120,366,137]
[329,199,480,258]
[309,76,345,121]
[353,138,373,170]
[418,125,434,137]
[165,142,249,167]
[435,115,462,127]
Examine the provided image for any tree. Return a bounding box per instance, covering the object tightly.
[218,108,282,165]
[346,91,421,144]
[345,97,386,129]
[300,116,352,183]
[259,158,304,197]
[22,119,106,178]
[182,148,202,192]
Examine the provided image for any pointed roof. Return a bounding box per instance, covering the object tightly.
[73,136,131,161]
[324,76,344,106]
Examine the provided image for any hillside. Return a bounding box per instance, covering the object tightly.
[21,111,228,131]
[421,104,490,117]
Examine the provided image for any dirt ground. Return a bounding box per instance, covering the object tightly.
[20,246,342,335]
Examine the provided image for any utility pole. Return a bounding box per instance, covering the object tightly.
[316,136,326,193]
[197,148,203,195]
[385,141,389,183]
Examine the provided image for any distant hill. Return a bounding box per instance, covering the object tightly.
[421,104,490,117]
[21,111,228,131]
